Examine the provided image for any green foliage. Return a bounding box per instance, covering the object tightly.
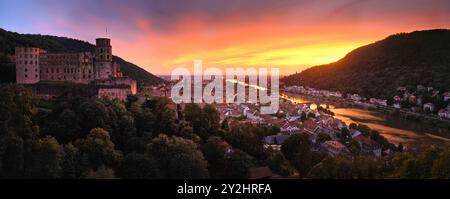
[432,147,450,178]
[226,121,265,158]
[29,136,64,178]
[75,128,123,170]
[266,150,296,177]
[281,133,322,176]
[223,149,253,179]
[146,134,209,178]
[308,156,379,179]
[2,84,450,179]
[202,136,229,178]
[118,152,160,179]
[316,133,332,143]
[85,165,116,179]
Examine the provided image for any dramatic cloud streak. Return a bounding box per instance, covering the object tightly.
[1,0,450,75]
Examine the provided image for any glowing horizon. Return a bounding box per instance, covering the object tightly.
[1,0,450,75]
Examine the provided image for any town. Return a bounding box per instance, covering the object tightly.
[148,80,402,162]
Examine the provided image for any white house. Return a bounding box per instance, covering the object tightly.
[423,103,436,112]
[444,92,450,102]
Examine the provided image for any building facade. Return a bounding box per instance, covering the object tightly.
[15,38,137,100]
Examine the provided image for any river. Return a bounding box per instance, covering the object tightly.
[282,93,450,145]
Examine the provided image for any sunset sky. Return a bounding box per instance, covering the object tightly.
[1,0,450,75]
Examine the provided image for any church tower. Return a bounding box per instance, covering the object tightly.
[94,38,113,79]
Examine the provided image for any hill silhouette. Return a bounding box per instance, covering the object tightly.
[282,29,450,99]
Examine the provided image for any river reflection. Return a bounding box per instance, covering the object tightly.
[283,93,450,144]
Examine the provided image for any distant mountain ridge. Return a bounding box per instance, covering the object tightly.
[282,29,450,99]
[0,28,163,86]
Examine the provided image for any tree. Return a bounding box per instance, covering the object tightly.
[432,147,450,179]
[77,100,112,134]
[349,123,358,130]
[0,85,38,140]
[224,149,253,178]
[202,104,220,133]
[147,134,208,178]
[221,118,229,130]
[269,125,281,135]
[76,128,123,171]
[30,136,64,178]
[340,127,351,143]
[300,112,307,122]
[118,152,160,179]
[1,135,24,178]
[266,150,296,177]
[308,156,379,179]
[47,108,81,143]
[370,130,390,149]
[85,165,116,179]
[316,133,331,143]
[281,134,317,176]
[226,122,265,158]
[145,97,178,135]
[113,114,136,150]
[61,143,80,178]
[202,136,229,178]
[281,134,311,161]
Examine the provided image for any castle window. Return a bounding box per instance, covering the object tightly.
[35,61,37,65]
[46,68,49,73]
[107,55,109,59]
[35,75,38,78]
[25,75,27,78]
[35,68,37,72]
[100,55,103,59]
[57,68,59,73]
[51,68,54,73]
[25,61,28,65]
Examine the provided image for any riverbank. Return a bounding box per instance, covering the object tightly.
[282,92,450,145]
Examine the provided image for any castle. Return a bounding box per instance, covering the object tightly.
[14,38,137,100]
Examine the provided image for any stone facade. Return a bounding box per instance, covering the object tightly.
[14,37,137,101]
[15,47,45,84]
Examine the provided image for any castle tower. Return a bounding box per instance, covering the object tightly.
[15,47,42,84]
[95,38,112,62]
[94,38,113,79]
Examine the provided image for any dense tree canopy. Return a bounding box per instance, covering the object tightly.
[1,84,450,179]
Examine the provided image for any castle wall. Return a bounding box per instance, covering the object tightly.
[15,47,43,84]
[98,87,132,101]
[40,52,94,84]
[14,37,137,101]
